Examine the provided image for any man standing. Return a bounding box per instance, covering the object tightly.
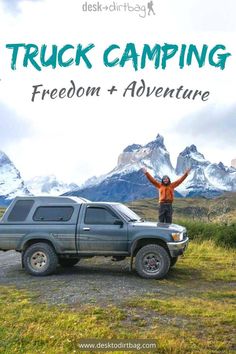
[142,167,191,223]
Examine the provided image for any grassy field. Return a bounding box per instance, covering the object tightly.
[0,195,236,353]
[0,241,235,353]
[0,208,5,218]
[127,192,236,223]
[128,193,236,248]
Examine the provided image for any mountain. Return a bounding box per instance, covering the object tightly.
[176,145,236,197]
[64,134,207,202]
[1,135,235,204]
[68,134,180,202]
[25,175,79,196]
[0,151,79,205]
[232,159,236,168]
[0,151,30,205]
[64,134,236,202]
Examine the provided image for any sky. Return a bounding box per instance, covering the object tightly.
[0,0,235,185]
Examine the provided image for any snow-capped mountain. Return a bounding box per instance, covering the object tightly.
[79,134,177,196]
[115,134,174,176]
[25,175,79,196]
[176,145,236,197]
[0,151,30,205]
[64,134,236,202]
[1,135,235,205]
[0,152,78,205]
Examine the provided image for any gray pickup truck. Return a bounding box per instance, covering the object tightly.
[0,196,189,279]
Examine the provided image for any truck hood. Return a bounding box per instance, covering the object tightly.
[131,221,186,233]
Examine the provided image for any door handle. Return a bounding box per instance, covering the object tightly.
[83,227,90,231]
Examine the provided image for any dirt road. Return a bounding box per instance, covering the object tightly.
[0,251,162,306]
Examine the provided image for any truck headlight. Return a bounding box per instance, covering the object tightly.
[171,232,183,241]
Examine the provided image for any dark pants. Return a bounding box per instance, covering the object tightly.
[159,203,173,223]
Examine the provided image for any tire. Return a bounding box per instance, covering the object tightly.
[58,258,80,267]
[135,244,170,279]
[170,256,178,268]
[23,242,58,276]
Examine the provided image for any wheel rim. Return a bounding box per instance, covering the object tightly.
[142,253,161,274]
[30,251,48,271]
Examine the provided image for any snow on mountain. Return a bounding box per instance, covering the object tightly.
[105,134,176,180]
[0,151,30,203]
[64,134,186,202]
[64,134,236,202]
[1,135,235,204]
[176,145,236,197]
[81,174,107,188]
[176,145,209,174]
[25,175,79,196]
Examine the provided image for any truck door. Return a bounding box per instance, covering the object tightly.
[77,205,128,253]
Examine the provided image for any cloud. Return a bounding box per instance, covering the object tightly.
[0,103,33,147]
[1,0,41,14]
[172,104,236,148]
[0,0,235,182]
[1,0,24,14]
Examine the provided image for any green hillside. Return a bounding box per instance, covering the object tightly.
[127,193,236,248]
[1,192,236,222]
[0,208,5,218]
[128,192,236,223]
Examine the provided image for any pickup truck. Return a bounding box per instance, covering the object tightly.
[0,196,189,279]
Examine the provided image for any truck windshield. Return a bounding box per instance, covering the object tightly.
[113,204,142,222]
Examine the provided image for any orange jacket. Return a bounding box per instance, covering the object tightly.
[145,171,189,203]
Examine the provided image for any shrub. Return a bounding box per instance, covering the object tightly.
[177,220,236,248]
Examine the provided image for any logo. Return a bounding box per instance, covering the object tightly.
[82,1,156,18]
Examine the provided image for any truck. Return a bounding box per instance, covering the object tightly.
[0,196,189,279]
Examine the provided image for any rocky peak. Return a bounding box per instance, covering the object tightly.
[123,144,142,153]
[0,151,30,200]
[218,162,226,171]
[231,159,236,168]
[117,134,174,175]
[145,134,166,150]
[176,145,210,174]
[0,151,12,166]
[180,144,203,157]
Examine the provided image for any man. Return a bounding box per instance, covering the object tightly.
[142,167,191,223]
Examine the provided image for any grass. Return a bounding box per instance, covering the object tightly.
[0,208,5,218]
[0,241,236,353]
[0,195,236,352]
[128,194,236,248]
[128,192,236,223]
[175,219,236,248]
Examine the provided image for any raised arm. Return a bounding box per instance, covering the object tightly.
[142,168,161,188]
[171,168,191,188]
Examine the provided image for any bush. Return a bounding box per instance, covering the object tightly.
[176,220,236,248]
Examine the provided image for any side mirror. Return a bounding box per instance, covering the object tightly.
[114,219,123,227]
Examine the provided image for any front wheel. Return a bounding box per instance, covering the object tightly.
[135,244,170,279]
[23,242,58,276]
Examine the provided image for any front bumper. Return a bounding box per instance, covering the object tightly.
[166,237,189,258]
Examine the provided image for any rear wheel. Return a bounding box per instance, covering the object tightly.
[58,258,80,267]
[23,242,58,276]
[135,244,170,279]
